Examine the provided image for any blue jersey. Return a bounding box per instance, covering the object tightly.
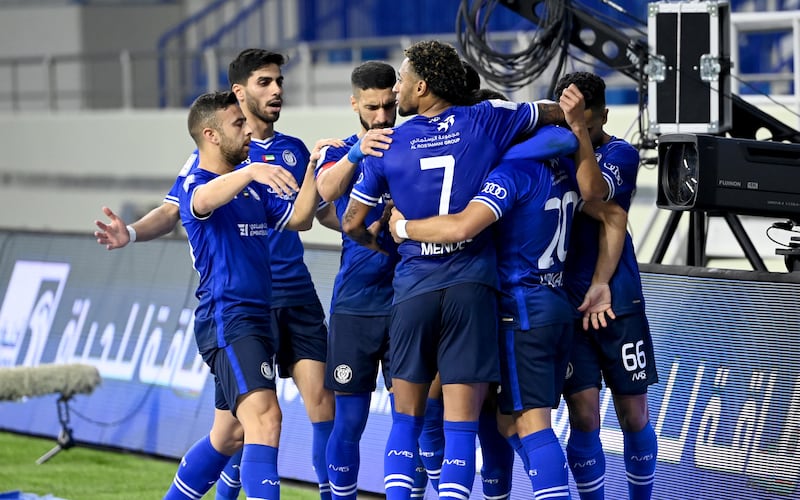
[473,140,578,329]
[179,165,294,353]
[351,100,539,303]
[315,135,399,316]
[563,136,645,315]
[165,133,320,308]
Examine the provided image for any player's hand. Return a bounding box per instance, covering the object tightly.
[388,206,406,244]
[577,282,616,330]
[365,219,389,255]
[248,162,299,197]
[558,83,587,132]
[360,128,394,158]
[94,206,130,250]
[310,138,346,164]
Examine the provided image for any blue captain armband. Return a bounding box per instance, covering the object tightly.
[346,137,366,164]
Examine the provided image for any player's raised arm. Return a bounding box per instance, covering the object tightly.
[94,203,179,250]
[315,127,393,202]
[284,154,323,231]
[559,83,608,202]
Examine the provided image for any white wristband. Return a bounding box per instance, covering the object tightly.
[395,219,409,239]
[126,224,137,243]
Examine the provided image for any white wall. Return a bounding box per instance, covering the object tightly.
[0,104,794,270]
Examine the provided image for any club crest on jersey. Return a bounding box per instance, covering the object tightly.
[334,364,353,384]
[261,361,275,380]
[282,150,297,166]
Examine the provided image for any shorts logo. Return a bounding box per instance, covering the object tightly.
[334,364,353,384]
[261,361,274,380]
[565,362,573,379]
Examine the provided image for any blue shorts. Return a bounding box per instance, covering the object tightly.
[390,283,500,385]
[497,319,573,414]
[563,310,659,396]
[325,313,391,393]
[202,335,278,415]
[272,300,328,378]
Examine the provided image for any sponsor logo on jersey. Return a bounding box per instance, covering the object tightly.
[481,182,507,199]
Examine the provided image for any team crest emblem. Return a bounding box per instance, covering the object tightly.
[334,364,353,384]
[261,361,275,380]
[282,150,298,166]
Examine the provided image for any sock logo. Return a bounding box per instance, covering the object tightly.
[630,453,655,461]
[387,449,414,458]
[419,450,435,458]
[442,458,466,467]
[572,459,597,468]
[333,364,353,384]
[329,464,350,472]
[261,478,281,485]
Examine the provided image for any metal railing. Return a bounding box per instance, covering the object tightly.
[0,11,798,111]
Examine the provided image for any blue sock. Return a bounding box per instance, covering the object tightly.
[522,429,570,499]
[411,451,428,499]
[439,420,479,499]
[240,443,280,499]
[164,435,230,499]
[478,411,513,499]
[327,393,371,499]
[508,433,530,472]
[567,428,605,500]
[312,420,335,500]
[215,448,242,500]
[418,397,444,491]
[624,422,657,500]
[384,412,424,500]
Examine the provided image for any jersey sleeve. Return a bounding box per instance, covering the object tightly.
[470,163,519,221]
[164,151,198,206]
[350,156,387,208]
[473,100,539,152]
[181,170,212,221]
[600,139,640,204]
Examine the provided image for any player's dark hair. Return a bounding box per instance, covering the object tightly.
[404,40,472,106]
[462,60,481,93]
[351,61,396,91]
[227,49,286,86]
[473,88,509,103]
[553,71,606,112]
[187,90,238,144]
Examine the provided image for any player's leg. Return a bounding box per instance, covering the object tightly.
[273,304,335,499]
[164,405,241,500]
[564,323,606,500]
[477,393,514,500]
[222,337,282,499]
[603,312,659,500]
[325,313,389,499]
[214,449,243,500]
[499,319,572,499]
[418,375,444,492]
[437,283,500,500]
[385,292,440,500]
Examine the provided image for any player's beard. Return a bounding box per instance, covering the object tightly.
[245,91,280,127]
[360,113,392,131]
[220,135,249,166]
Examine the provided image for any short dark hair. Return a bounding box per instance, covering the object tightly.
[227,49,286,86]
[473,87,508,102]
[405,40,471,106]
[187,91,238,144]
[462,60,481,93]
[554,71,606,112]
[351,61,396,91]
